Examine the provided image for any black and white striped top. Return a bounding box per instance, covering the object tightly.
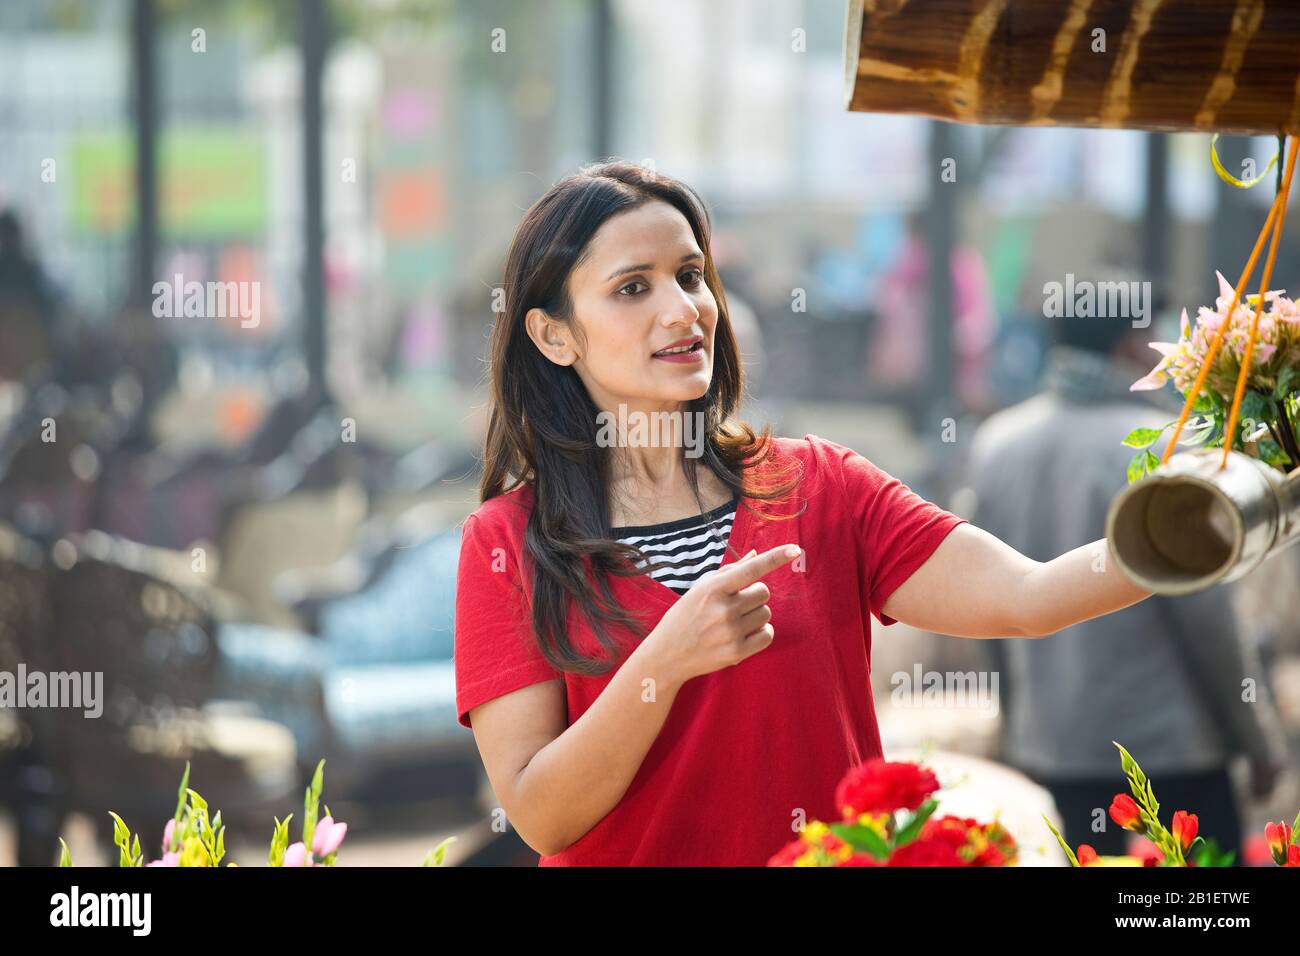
[612,496,740,594]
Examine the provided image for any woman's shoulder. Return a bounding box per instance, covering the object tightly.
[758,433,901,501]
[462,482,535,538]
[763,433,863,472]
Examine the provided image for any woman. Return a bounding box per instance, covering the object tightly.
[453,160,1152,866]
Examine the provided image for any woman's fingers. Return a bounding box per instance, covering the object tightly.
[733,580,771,612]
[738,623,776,656]
[713,544,800,593]
[735,602,772,635]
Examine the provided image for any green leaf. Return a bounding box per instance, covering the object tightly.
[1274,365,1300,400]
[1191,837,1234,868]
[892,798,939,847]
[302,760,326,854]
[58,837,72,867]
[1257,440,1291,467]
[108,811,129,844]
[1042,815,1080,867]
[1177,415,1216,446]
[827,822,891,860]
[1122,427,1165,449]
[421,836,457,867]
[310,759,325,802]
[269,813,293,867]
[185,789,208,814]
[1126,451,1149,484]
[173,761,191,825]
[1234,391,1273,448]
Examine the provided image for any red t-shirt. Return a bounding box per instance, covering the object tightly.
[453,433,968,866]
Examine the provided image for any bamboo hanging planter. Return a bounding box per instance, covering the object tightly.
[844,0,1300,135]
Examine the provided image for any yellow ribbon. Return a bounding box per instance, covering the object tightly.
[1210,133,1279,188]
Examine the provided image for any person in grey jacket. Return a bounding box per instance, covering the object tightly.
[959,296,1290,860]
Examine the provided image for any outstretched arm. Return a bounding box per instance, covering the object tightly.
[879,523,1153,639]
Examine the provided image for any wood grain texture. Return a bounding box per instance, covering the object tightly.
[844,0,1300,135]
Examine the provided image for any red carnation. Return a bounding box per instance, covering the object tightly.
[887,815,970,866]
[888,835,965,866]
[767,838,808,866]
[835,759,939,819]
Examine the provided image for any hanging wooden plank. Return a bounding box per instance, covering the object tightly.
[844,0,1300,135]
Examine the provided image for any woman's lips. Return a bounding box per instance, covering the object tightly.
[651,342,705,363]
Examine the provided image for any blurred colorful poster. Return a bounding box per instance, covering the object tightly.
[70,128,266,238]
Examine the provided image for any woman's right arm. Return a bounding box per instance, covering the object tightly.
[467,544,799,857]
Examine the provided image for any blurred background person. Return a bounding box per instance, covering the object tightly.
[865,210,998,425]
[0,207,62,386]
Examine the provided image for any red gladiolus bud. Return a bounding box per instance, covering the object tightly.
[1287,845,1300,868]
[1076,844,1099,866]
[1109,794,1142,832]
[1265,821,1292,865]
[1171,810,1198,852]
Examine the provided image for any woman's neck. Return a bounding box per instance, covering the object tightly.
[607,447,733,527]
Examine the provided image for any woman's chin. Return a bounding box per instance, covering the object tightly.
[651,370,712,401]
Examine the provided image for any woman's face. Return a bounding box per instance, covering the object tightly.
[526,199,718,414]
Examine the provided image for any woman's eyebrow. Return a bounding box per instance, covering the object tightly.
[605,250,703,281]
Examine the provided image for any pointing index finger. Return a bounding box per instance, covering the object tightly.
[714,545,800,592]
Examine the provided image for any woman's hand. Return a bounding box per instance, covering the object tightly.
[643,544,801,685]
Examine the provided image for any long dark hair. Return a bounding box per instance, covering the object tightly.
[480,160,800,675]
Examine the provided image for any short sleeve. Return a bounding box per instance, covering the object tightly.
[828,439,969,627]
[454,512,563,729]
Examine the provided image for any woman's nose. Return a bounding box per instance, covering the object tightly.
[660,288,700,325]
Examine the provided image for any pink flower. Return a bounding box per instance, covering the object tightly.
[312,816,348,858]
[1130,337,1182,391]
[162,818,176,854]
[1214,270,1285,314]
[146,851,180,867]
[1131,271,1300,401]
[283,842,312,867]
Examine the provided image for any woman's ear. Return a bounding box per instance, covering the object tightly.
[524,306,578,367]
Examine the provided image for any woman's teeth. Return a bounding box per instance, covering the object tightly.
[656,344,696,355]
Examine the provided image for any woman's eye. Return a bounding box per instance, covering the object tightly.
[618,270,701,296]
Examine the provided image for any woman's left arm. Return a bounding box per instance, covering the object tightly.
[879,523,1154,639]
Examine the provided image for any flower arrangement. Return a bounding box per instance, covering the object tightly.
[1125,273,1300,480]
[56,758,457,868]
[1045,742,1300,867]
[766,757,1017,866]
[1125,137,1300,481]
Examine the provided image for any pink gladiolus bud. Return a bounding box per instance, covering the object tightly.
[147,851,180,867]
[283,841,311,867]
[312,816,348,858]
[163,818,176,854]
